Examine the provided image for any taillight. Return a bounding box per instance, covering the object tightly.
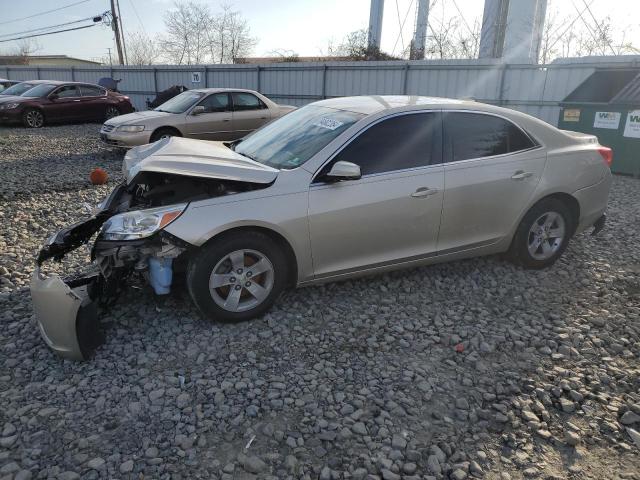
[598,146,613,168]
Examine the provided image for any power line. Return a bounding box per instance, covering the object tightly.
[545,0,594,53]
[0,24,99,44]
[391,0,415,56]
[0,0,92,26]
[128,0,148,36]
[0,15,100,39]
[580,0,618,55]
[451,0,475,37]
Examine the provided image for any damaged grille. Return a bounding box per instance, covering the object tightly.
[101,124,115,133]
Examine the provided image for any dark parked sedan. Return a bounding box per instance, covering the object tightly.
[0,80,134,128]
[0,78,19,93]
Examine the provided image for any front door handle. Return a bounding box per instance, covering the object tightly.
[511,170,532,180]
[411,187,438,198]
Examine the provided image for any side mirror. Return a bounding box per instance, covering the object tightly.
[325,161,361,182]
[49,94,58,100]
[191,105,205,115]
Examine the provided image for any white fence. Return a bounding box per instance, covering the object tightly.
[2,56,640,126]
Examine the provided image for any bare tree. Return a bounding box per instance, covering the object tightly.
[326,28,399,60]
[0,39,42,64]
[207,4,257,63]
[126,31,162,65]
[160,1,211,65]
[540,3,639,63]
[267,49,300,62]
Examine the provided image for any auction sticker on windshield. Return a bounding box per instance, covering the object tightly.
[313,117,344,130]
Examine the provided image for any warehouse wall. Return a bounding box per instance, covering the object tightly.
[2,56,639,126]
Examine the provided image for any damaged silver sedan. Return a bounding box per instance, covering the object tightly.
[32,96,611,360]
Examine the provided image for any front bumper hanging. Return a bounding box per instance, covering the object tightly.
[31,268,103,361]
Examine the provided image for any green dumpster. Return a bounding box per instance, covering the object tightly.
[557,69,640,176]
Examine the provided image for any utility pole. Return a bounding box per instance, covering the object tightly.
[115,0,128,65]
[107,47,113,66]
[110,0,125,65]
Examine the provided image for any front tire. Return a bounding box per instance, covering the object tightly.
[150,127,181,142]
[23,108,44,128]
[187,231,289,322]
[509,198,573,269]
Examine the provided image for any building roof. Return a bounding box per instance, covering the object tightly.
[0,55,101,65]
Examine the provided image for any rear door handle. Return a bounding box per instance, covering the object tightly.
[511,170,532,180]
[411,187,439,198]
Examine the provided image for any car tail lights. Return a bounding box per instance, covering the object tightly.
[598,147,613,168]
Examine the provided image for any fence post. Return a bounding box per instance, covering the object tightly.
[322,64,328,99]
[256,65,261,92]
[497,63,508,106]
[204,65,209,88]
[36,67,40,80]
[71,66,75,81]
[153,67,158,94]
[403,62,409,95]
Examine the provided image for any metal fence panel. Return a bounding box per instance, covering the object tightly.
[2,57,639,126]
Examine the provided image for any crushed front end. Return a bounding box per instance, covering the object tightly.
[31,181,191,360]
[31,138,277,360]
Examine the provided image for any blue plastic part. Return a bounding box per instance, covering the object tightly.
[148,257,173,295]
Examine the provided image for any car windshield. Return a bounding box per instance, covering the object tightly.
[20,84,56,97]
[234,105,364,169]
[155,91,203,113]
[1,82,35,96]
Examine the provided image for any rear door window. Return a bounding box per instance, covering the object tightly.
[232,92,266,111]
[55,85,80,98]
[443,112,536,162]
[327,112,442,176]
[79,85,106,97]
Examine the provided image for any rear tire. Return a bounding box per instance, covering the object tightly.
[187,231,289,322]
[509,198,574,269]
[22,108,44,128]
[150,127,181,142]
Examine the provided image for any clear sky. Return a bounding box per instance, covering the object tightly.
[0,0,638,62]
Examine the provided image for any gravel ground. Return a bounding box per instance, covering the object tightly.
[0,123,639,480]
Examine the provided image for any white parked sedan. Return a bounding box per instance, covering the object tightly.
[100,88,295,147]
[33,96,611,360]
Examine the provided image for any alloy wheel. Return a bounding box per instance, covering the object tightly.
[209,249,275,312]
[105,106,120,119]
[527,211,566,261]
[26,110,44,128]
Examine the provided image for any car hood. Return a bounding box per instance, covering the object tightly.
[105,110,174,126]
[0,95,27,103]
[123,136,279,184]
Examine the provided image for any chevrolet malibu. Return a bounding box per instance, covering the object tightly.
[32,96,611,360]
[100,88,295,147]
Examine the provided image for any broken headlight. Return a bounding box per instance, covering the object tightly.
[100,204,187,241]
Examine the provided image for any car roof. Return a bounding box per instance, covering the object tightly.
[9,80,102,86]
[312,95,476,115]
[189,87,259,94]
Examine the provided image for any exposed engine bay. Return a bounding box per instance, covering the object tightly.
[32,171,270,360]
